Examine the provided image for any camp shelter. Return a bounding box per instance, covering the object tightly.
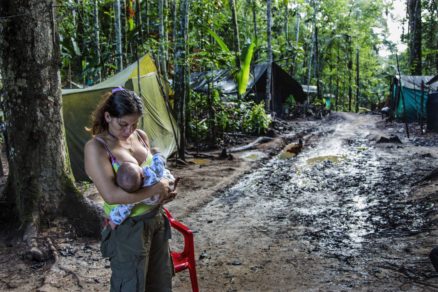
[390,75,438,122]
[190,62,305,116]
[62,54,179,181]
[427,74,438,86]
[427,92,438,132]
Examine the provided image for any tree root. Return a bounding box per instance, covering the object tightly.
[229,136,273,153]
[37,237,83,291]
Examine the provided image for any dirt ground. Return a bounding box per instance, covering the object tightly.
[1,112,438,291]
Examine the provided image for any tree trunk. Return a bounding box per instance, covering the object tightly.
[292,12,300,75]
[284,2,289,46]
[407,0,422,74]
[0,0,103,239]
[171,0,177,55]
[355,48,360,113]
[114,0,123,71]
[266,0,272,112]
[159,0,168,80]
[136,0,143,40]
[336,45,339,111]
[306,30,314,104]
[347,35,352,112]
[315,26,321,101]
[174,0,190,160]
[145,0,150,34]
[93,0,102,82]
[252,0,258,41]
[229,0,241,69]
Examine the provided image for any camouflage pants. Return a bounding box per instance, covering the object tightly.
[101,208,173,292]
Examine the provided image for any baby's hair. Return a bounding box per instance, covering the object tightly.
[116,162,142,193]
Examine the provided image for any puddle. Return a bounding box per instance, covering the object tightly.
[190,158,209,165]
[306,155,345,166]
[278,151,297,159]
[239,150,268,161]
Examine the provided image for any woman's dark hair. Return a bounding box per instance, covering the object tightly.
[89,89,144,135]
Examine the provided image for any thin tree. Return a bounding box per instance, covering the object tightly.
[136,0,143,39]
[306,2,316,104]
[266,0,273,112]
[174,0,190,160]
[114,0,123,71]
[145,0,150,34]
[93,0,102,82]
[407,0,422,74]
[252,0,258,42]
[355,48,360,113]
[229,0,241,69]
[0,1,102,243]
[159,0,169,80]
[292,9,300,75]
[284,0,289,46]
[347,35,352,112]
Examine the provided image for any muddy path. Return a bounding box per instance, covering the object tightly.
[1,112,438,291]
[172,112,438,291]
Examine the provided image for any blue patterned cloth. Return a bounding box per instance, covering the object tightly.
[110,153,174,225]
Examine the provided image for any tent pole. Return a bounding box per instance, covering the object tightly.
[396,54,409,138]
[420,80,424,133]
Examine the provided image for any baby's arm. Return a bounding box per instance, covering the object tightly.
[109,204,135,227]
[151,153,166,178]
[140,167,161,205]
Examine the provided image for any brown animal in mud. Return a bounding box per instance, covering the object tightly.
[285,139,303,155]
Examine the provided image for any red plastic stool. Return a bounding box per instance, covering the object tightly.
[164,208,199,292]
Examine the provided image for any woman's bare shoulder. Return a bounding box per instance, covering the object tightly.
[136,129,150,146]
[136,129,148,139]
[84,136,106,155]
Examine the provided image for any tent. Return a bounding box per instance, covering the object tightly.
[62,54,179,181]
[389,75,438,122]
[427,92,438,132]
[427,74,438,86]
[190,62,305,116]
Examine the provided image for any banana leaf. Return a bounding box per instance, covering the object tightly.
[236,41,255,96]
[207,28,230,53]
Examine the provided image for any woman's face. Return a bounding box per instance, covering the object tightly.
[105,112,141,141]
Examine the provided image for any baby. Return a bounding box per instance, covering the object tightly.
[109,148,175,227]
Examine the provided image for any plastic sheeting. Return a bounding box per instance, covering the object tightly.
[62,55,179,181]
[391,75,438,122]
[427,92,438,132]
[190,62,305,116]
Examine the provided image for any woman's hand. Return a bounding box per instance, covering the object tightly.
[157,178,178,204]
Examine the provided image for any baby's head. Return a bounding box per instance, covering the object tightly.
[116,162,143,193]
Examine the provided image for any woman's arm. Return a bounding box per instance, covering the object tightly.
[84,138,170,205]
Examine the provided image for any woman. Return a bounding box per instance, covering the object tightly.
[84,88,175,291]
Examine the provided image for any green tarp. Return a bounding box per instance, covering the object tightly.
[62,55,179,181]
[390,75,438,122]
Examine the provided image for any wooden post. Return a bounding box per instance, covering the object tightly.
[355,48,359,113]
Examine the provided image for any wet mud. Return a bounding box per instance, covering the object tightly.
[1,112,438,291]
[173,112,438,291]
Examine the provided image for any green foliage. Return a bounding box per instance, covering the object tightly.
[189,117,209,143]
[55,0,433,121]
[242,102,271,135]
[236,40,256,95]
[284,95,296,109]
[207,28,230,52]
